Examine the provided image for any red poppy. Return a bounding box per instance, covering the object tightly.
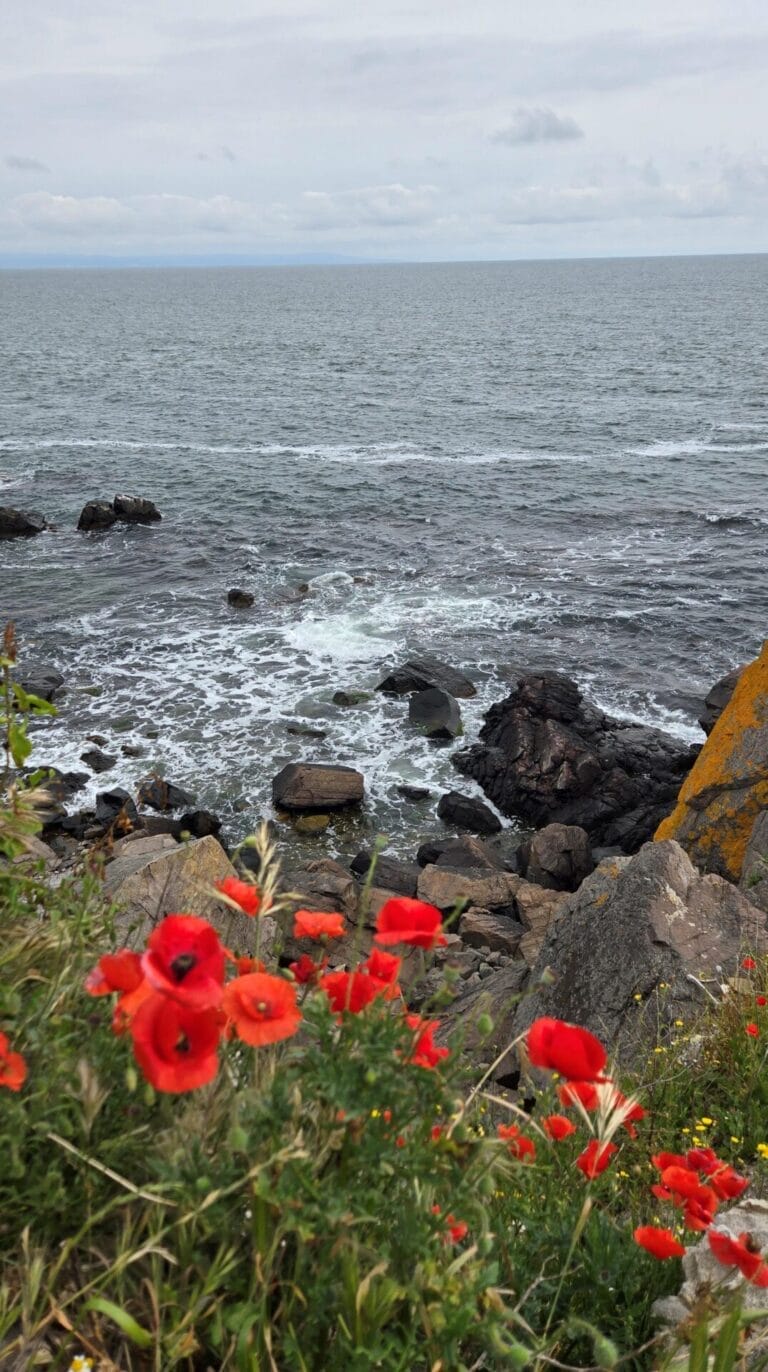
[526,1018,607,1082]
[757,996,767,1007]
[557,1079,600,1111]
[652,1151,689,1171]
[575,1139,617,1179]
[405,1014,449,1069]
[293,909,346,940]
[431,1124,444,1141]
[222,972,301,1047]
[746,1023,759,1037]
[498,1123,536,1161]
[362,948,402,986]
[289,953,326,985]
[684,1196,719,1231]
[686,1149,750,1201]
[232,956,267,976]
[215,875,262,917]
[0,1031,27,1092]
[634,1226,686,1260]
[374,897,447,950]
[431,1206,468,1243]
[86,949,144,997]
[320,969,389,1014]
[708,1229,768,1286]
[742,957,757,970]
[130,993,220,1092]
[543,1113,577,1141]
[142,915,225,1010]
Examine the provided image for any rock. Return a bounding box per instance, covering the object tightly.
[178,809,223,839]
[741,811,768,914]
[513,839,768,1065]
[95,787,141,834]
[107,835,273,956]
[294,813,331,835]
[103,833,179,888]
[80,747,117,774]
[515,882,570,965]
[285,857,360,922]
[417,865,522,914]
[437,790,501,835]
[655,1200,768,1331]
[698,665,745,735]
[397,784,432,802]
[656,643,768,881]
[86,734,109,747]
[349,851,419,895]
[409,688,462,741]
[121,742,144,758]
[518,823,594,892]
[459,908,524,955]
[113,494,162,523]
[18,668,64,702]
[454,669,695,851]
[8,833,59,870]
[0,506,47,538]
[77,500,117,531]
[441,964,530,1077]
[376,656,477,699]
[419,835,506,871]
[24,766,87,802]
[137,775,196,813]
[286,725,328,740]
[227,587,254,609]
[272,762,364,811]
[332,690,371,707]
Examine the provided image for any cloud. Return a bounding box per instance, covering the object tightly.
[4,191,254,238]
[281,182,440,231]
[492,107,584,146]
[195,145,237,163]
[4,153,49,172]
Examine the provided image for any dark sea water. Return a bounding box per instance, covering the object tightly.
[1,257,767,856]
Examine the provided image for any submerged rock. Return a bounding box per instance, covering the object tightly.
[0,506,47,538]
[409,688,463,740]
[227,587,254,609]
[376,655,477,699]
[80,747,117,773]
[19,668,64,702]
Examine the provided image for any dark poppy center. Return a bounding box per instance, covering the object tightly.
[170,952,197,981]
[175,1032,190,1055]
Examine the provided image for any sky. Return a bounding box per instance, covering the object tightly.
[1,0,767,263]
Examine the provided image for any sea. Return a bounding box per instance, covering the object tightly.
[1,255,767,858]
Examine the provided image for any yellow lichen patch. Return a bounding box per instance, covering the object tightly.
[655,641,768,880]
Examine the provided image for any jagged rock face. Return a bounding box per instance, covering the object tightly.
[698,665,745,735]
[0,506,47,537]
[518,822,594,892]
[742,811,768,914]
[657,642,768,881]
[453,670,695,850]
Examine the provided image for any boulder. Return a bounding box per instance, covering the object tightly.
[137,775,196,813]
[178,809,223,839]
[656,643,768,881]
[349,851,419,895]
[0,507,47,538]
[515,882,570,965]
[698,665,745,735]
[284,857,360,922]
[437,790,501,835]
[513,840,768,1064]
[417,865,521,914]
[227,587,254,609]
[417,835,506,871]
[459,908,524,956]
[103,833,179,888]
[332,690,371,707]
[95,787,141,834]
[518,823,593,892]
[654,1199,768,1332]
[441,964,530,1076]
[741,811,768,915]
[272,762,364,811]
[19,668,64,702]
[113,494,162,523]
[376,655,476,699]
[107,835,273,956]
[293,814,331,835]
[286,725,327,740]
[409,688,462,740]
[454,669,695,850]
[397,784,432,802]
[77,500,117,531]
[80,747,117,774]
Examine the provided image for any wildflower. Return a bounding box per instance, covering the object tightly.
[431,1205,468,1243]
[232,955,267,976]
[374,896,447,950]
[0,1031,27,1092]
[757,996,767,1007]
[576,1139,617,1179]
[222,972,301,1047]
[498,1123,536,1162]
[431,1124,444,1141]
[68,1358,94,1372]
[130,993,220,1092]
[708,1229,768,1286]
[404,1014,449,1069]
[742,957,757,971]
[526,1018,607,1082]
[293,909,346,940]
[142,914,225,1010]
[362,948,402,986]
[697,1117,714,1128]
[757,1143,768,1160]
[85,948,151,1029]
[215,875,261,917]
[320,969,390,1014]
[746,1023,759,1037]
[634,1226,686,1260]
[543,1113,577,1141]
[288,953,326,985]
[557,1079,599,1111]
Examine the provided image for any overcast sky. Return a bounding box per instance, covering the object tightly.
[2,0,767,261]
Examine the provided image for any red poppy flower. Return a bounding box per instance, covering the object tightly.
[0,1031,27,1092]
[684,1196,719,1231]
[215,875,262,917]
[431,1206,468,1243]
[222,972,301,1047]
[293,909,346,940]
[742,957,757,970]
[289,953,326,985]
[498,1123,536,1161]
[558,1079,600,1111]
[757,996,767,1007]
[652,1151,689,1172]
[405,1014,449,1069]
[431,1124,444,1141]
[708,1230,768,1286]
[86,949,144,997]
[130,993,220,1092]
[746,1023,759,1037]
[374,897,447,950]
[687,1149,750,1201]
[575,1139,617,1179]
[142,915,225,1010]
[634,1226,686,1260]
[232,956,267,976]
[526,1018,607,1082]
[543,1113,577,1141]
[362,948,402,986]
[320,969,389,1014]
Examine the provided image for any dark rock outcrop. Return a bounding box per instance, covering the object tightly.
[113,494,162,523]
[437,790,501,835]
[19,668,64,702]
[178,809,223,840]
[699,665,745,735]
[137,776,196,813]
[518,822,593,892]
[80,747,117,774]
[332,690,371,707]
[454,670,695,850]
[741,811,768,915]
[95,787,141,833]
[227,588,254,609]
[349,850,419,895]
[376,656,477,699]
[272,762,364,811]
[0,507,47,538]
[409,688,462,741]
[397,784,432,802]
[417,835,505,871]
[77,500,118,531]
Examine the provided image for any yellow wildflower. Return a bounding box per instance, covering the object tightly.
[757,1143,768,1160]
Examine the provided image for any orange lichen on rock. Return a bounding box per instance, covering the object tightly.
[655,641,768,882]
